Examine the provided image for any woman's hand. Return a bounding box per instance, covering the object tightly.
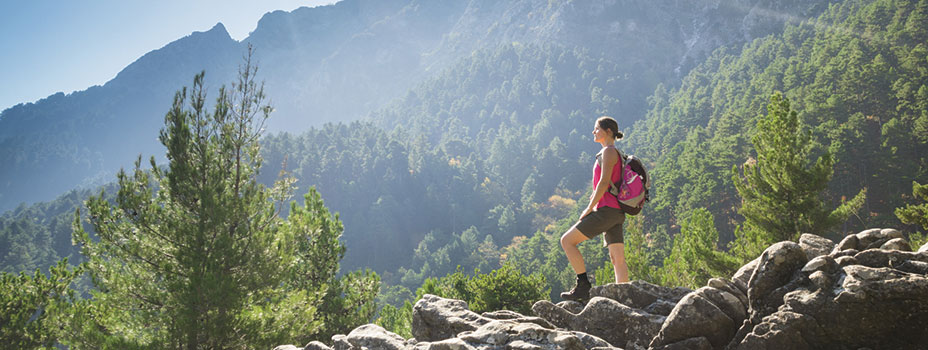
[580,206,594,220]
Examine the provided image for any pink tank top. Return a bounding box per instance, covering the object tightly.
[593,146,623,209]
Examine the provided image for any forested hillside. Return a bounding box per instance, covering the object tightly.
[627,0,928,247]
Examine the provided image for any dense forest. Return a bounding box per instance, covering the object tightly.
[3,0,928,347]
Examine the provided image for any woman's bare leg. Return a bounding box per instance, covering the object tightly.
[560,227,590,274]
[608,243,629,283]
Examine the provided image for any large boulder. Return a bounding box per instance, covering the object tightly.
[345,324,407,350]
[833,228,904,253]
[730,257,759,293]
[591,280,692,314]
[533,296,666,348]
[798,233,834,260]
[746,241,808,323]
[455,320,592,350]
[648,287,741,350]
[411,294,492,342]
[727,229,928,349]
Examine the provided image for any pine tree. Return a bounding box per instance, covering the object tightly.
[0,259,83,349]
[660,209,739,289]
[72,49,331,349]
[896,181,928,249]
[731,93,865,258]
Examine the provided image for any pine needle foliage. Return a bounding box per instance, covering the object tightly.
[72,48,331,349]
[731,93,865,259]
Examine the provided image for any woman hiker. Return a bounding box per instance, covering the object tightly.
[559,116,629,302]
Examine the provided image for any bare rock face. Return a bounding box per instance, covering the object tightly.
[591,280,692,313]
[745,241,809,323]
[533,297,667,348]
[798,233,834,259]
[648,290,736,349]
[411,294,492,342]
[532,280,690,348]
[273,228,928,350]
[345,324,407,350]
[727,228,928,349]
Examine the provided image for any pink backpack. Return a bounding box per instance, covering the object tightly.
[598,147,650,215]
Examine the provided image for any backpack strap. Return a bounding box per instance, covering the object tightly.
[596,146,624,198]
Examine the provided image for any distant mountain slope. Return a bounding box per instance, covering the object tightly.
[0,23,241,212]
[0,0,836,213]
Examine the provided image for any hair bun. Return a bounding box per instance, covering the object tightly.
[615,131,624,140]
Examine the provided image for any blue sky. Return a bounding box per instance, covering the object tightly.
[0,0,335,110]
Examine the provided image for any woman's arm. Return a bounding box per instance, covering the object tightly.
[581,148,618,218]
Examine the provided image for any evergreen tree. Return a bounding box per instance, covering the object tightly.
[731,93,865,258]
[660,209,739,289]
[0,259,83,349]
[895,181,928,249]
[72,50,339,349]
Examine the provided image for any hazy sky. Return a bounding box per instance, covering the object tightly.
[0,0,336,111]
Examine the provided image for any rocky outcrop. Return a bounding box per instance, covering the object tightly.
[274,228,928,350]
[531,281,690,348]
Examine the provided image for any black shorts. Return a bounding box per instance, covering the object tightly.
[573,206,625,246]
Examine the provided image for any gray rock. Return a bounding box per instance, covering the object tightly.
[570,330,614,349]
[456,320,586,350]
[651,336,713,350]
[880,238,911,251]
[421,338,475,350]
[729,311,821,350]
[707,278,748,309]
[412,294,491,342]
[731,257,759,294]
[272,346,301,350]
[695,286,747,326]
[649,291,735,349]
[919,241,928,253]
[557,300,585,314]
[592,281,691,311]
[331,334,351,350]
[854,249,928,269]
[834,255,858,267]
[304,341,333,350]
[855,228,884,248]
[881,228,904,240]
[798,233,834,260]
[896,259,928,275]
[746,241,808,323]
[274,227,928,350]
[644,299,678,316]
[346,324,406,350]
[481,309,556,329]
[807,271,835,290]
[831,248,859,258]
[832,234,859,253]
[864,238,891,250]
[800,255,837,275]
[533,296,665,347]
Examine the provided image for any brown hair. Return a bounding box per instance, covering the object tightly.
[596,116,624,140]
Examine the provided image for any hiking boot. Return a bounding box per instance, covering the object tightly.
[560,279,591,302]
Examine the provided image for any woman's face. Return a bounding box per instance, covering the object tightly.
[592,123,610,142]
